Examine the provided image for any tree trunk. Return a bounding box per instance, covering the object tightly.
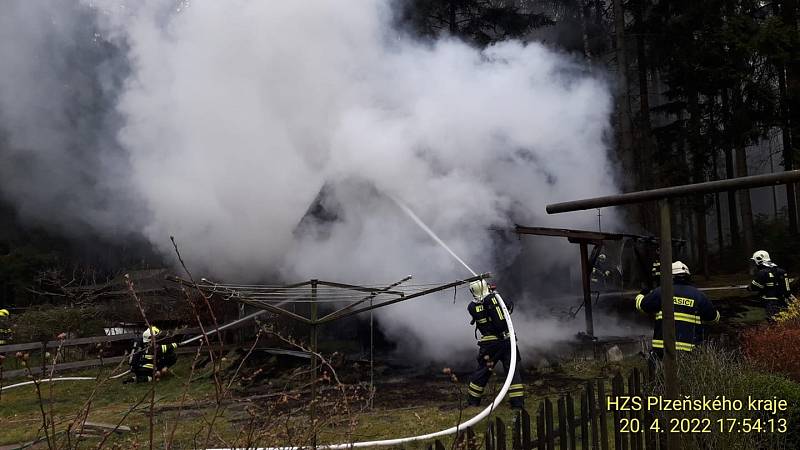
[688,89,708,276]
[579,0,592,59]
[778,63,798,232]
[722,89,740,249]
[449,0,458,34]
[712,150,725,251]
[613,0,635,190]
[735,143,755,253]
[778,0,799,232]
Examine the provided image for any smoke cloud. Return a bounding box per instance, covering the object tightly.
[0,0,621,360]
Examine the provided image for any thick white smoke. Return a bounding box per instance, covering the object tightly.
[0,1,621,360]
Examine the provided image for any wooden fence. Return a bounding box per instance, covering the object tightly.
[428,368,662,450]
[0,326,240,379]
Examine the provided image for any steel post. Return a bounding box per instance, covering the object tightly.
[579,242,594,337]
[310,280,318,448]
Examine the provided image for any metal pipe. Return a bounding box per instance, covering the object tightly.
[546,170,800,214]
[315,273,490,324]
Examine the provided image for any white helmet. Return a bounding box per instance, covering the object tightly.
[751,250,771,265]
[671,261,690,277]
[469,280,490,302]
[597,254,607,262]
[142,326,161,343]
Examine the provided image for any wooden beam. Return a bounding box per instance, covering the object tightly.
[514,225,624,242]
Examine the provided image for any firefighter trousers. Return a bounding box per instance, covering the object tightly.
[467,339,524,408]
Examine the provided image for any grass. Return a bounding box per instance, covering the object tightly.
[1,349,643,449]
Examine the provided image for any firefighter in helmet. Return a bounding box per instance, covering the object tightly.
[635,262,719,359]
[590,253,614,289]
[465,280,524,409]
[125,326,178,383]
[748,250,793,320]
[0,308,11,345]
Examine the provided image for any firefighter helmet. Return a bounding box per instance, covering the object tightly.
[469,280,490,302]
[0,308,9,317]
[142,326,161,343]
[597,253,607,262]
[751,250,771,265]
[671,261,690,277]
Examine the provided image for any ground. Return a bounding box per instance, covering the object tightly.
[0,274,775,449]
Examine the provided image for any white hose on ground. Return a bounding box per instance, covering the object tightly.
[1,306,274,392]
[206,291,517,450]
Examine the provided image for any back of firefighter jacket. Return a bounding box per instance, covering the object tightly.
[635,280,719,352]
[467,293,510,343]
[750,266,790,302]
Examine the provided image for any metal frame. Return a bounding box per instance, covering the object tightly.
[546,169,800,450]
[513,225,686,338]
[169,272,490,443]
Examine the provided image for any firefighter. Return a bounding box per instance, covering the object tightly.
[635,262,719,359]
[590,253,614,289]
[465,280,524,409]
[0,308,11,345]
[125,326,178,383]
[748,250,793,320]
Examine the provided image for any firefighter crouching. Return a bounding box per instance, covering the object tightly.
[0,308,12,346]
[466,280,524,409]
[125,326,178,383]
[748,250,793,320]
[635,262,719,359]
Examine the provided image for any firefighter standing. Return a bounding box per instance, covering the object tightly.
[0,308,11,345]
[635,262,719,359]
[125,326,178,383]
[590,253,614,289]
[466,280,524,409]
[748,250,793,320]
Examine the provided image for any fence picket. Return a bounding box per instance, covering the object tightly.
[496,417,507,450]
[580,392,589,450]
[522,408,532,450]
[513,412,522,450]
[487,420,496,450]
[566,393,576,450]
[587,381,599,450]
[597,379,609,450]
[611,373,623,450]
[544,398,555,450]
[537,404,545,450]
[557,396,568,449]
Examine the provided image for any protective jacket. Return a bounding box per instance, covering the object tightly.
[466,292,523,408]
[130,340,178,381]
[750,265,790,302]
[0,312,11,346]
[467,293,511,343]
[635,279,719,353]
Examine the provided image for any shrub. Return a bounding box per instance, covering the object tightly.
[12,306,106,343]
[645,344,800,449]
[742,320,800,382]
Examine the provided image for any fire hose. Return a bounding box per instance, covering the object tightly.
[0,309,271,392]
[206,291,517,450]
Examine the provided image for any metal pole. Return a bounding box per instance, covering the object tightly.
[310,280,318,448]
[579,242,594,337]
[659,200,679,450]
[369,299,374,409]
[546,169,800,213]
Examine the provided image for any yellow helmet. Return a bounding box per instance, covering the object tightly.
[142,326,161,343]
[0,308,9,317]
[469,280,490,302]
